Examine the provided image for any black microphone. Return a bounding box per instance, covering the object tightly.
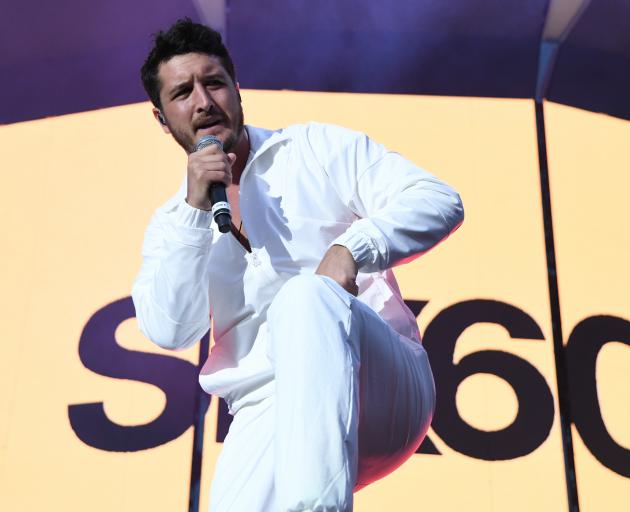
[195,135,232,233]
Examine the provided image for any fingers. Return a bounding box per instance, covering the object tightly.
[186,146,236,210]
[336,275,358,296]
[314,271,358,297]
[191,156,232,185]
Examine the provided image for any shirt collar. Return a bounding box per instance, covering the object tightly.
[245,125,291,161]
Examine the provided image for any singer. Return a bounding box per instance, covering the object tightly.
[133,18,464,512]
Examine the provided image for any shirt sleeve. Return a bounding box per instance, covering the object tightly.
[131,194,215,351]
[309,123,464,272]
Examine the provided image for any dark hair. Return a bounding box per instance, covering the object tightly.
[141,18,236,109]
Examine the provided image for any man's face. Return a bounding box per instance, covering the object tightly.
[155,52,244,153]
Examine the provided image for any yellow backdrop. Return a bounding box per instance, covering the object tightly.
[0,91,627,511]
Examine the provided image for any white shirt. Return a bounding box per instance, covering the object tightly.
[132,122,464,413]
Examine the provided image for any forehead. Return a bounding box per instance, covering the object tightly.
[158,53,228,87]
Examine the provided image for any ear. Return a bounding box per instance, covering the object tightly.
[236,81,242,102]
[152,107,171,134]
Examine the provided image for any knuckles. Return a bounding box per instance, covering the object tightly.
[187,154,232,180]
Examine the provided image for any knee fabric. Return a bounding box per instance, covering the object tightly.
[208,275,435,512]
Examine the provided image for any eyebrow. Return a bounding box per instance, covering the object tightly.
[168,73,227,97]
[168,80,192,98]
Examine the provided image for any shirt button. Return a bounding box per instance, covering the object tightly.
[251,253,261,267]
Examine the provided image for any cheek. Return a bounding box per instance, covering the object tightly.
[167,101,191,119]
[222,93,242,116]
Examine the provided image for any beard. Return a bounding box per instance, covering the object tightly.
[169,103,245,155]
[221,106,244,153]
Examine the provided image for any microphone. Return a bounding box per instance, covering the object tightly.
[195,135,232,233]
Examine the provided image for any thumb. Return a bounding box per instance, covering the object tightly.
[227,153,237,165]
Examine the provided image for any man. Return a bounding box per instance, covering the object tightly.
[133,18,463,512]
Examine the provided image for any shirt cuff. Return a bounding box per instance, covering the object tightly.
[331,229,378,270]
[162,199,214,249]
[173,199,214,229]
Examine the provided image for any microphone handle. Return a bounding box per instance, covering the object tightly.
[209,184,232,233]
[194,135,232,233]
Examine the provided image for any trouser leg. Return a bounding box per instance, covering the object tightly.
[267,275,358,511]
[353,299,435,489]
[208,396,276,512]
[266,274,435,511]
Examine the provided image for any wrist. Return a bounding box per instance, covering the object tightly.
[331,244,358,273]
[185,196,212,211]
[173,199,214,230]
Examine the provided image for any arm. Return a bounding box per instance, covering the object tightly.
[309,123,464,273]
[132,199,214,350]
[132,142,236,350]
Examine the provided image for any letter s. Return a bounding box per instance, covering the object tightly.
[68,297,209,452]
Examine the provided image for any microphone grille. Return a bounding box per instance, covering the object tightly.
[195,135,223,152]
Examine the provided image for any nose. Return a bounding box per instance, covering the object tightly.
[192,81,214,113]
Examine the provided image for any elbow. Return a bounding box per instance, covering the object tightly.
[140,323,184,351]
[423,179,464,234]
[433,184,463,235]
[137,315,204,351]
[132,291,205,351]
[450,191,464,232]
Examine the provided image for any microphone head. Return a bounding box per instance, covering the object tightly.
[195,135,223,152]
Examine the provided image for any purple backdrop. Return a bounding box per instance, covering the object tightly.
[2,0,630,123]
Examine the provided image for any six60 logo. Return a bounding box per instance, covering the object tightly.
[68,297,630,478]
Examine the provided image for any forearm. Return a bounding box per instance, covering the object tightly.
[306,123,463,271]
[334,154,464,272]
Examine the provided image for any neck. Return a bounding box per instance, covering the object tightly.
[231,128,250,184]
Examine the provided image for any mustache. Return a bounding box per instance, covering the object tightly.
[193,115,224,130]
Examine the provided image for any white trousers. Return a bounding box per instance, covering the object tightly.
[209,275,436,512]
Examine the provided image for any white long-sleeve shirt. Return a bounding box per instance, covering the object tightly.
[132,122,464,413]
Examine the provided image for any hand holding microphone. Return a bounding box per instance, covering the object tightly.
[186,135,235,233]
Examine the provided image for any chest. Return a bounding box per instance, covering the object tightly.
[217,143,357,265]
[226,184,247,240]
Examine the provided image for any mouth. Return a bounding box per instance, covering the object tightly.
[194,118,224,133]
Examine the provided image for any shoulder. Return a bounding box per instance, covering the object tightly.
[296,123,389,176]
[247,122,371,151]
[283,121,366,145]
[286,122,380,165]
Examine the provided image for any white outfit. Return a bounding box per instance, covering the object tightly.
[132,123,464,511]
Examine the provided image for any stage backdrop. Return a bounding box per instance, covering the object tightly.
[1,91,628,511]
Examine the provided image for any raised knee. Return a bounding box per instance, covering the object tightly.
[281,274,331,297]
[266,274,353,346]
[269,274,340,317]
